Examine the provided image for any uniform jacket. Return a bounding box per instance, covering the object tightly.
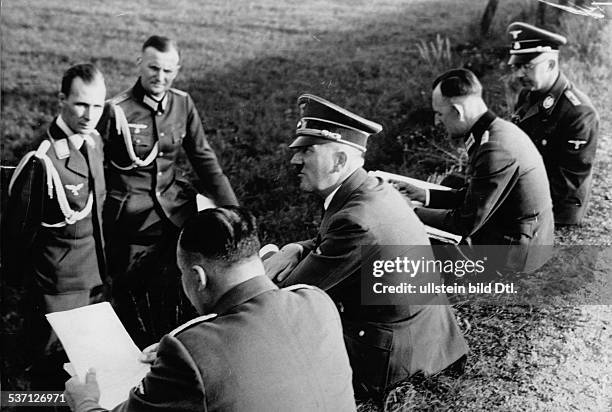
[77,276,356,412]
[5,118,105,293]
[279,168,468,394]
[417,111,554,273]
[513,73,599,225]
[98,80,238,229]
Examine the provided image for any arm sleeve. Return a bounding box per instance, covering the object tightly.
[554,106,599,196]
[428,187,464,209]
[108,335,206,412]
[183,95,238,207]
[279,213,370,291]
[416,142,519,237]
[4,157,45,286]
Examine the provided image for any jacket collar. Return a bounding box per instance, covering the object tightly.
[212,275,278,315]
[48,117,90,178]
[133,78,168,113]
[464,110,496,154]
[520,73,569,121]
[324,168,369,219]
[540,72,569,115]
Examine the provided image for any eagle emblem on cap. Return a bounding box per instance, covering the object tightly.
[542,96,555,109]
[509,30,522,39]
[296,120,303,129]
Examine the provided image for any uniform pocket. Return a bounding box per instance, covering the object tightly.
[343,321,393,394]
[171,124,186,145]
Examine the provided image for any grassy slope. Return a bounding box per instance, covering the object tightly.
[2,1,611,410]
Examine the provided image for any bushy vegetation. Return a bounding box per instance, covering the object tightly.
[2,1,611,410]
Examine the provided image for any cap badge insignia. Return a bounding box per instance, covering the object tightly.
[513,41,521,50]
[320,130,341,140]
[509,30,522,39]
[543,96,555,109]
[296,120,304,129]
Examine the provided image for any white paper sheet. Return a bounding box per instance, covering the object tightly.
[196,193,216,211]
[369,170,462,244]
[46,302,150,409]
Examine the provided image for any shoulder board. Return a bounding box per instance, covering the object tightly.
[169,313,217,337]
[36,139,52,155]
[564,90,581,106]
[107,90,131,105]
[282,284,315,292]
[169,88,188,97]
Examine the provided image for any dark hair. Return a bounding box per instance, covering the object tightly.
[179,206,261,265]
[142,35,180,57]
[432,68,482,98]
[60,63,103,96]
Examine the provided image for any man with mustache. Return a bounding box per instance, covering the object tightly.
[97,35,238,348]
[507,22,599,226]
[265,94,468,398]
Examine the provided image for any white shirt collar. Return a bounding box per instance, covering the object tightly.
[142,93,168,112]
[56,115,94,149]
[323,185,341,210]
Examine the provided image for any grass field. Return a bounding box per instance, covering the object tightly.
[2,1,611,410]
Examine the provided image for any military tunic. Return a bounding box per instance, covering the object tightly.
[416,111,554,273]
[279,168,469,396]
[97,79,238,348]
[74,276,356,412]
[6,117,106,389]
[512,73,599,225]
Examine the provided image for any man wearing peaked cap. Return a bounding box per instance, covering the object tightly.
[265,94,468,397]
[290,93,383,151]
[508,22,599,226]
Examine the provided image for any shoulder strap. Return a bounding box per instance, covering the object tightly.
[170,313,218,337]
[282,284,315,292]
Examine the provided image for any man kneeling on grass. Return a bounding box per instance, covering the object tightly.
[65,206,356,412]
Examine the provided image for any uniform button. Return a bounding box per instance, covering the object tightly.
[157,112,162,116]
[541,139,547,146]
[158,152,164,157]
[157,171,163,176]
[160,132,165,137]
[358,330,365,337]
[156,191,161,196]
[135,139,141,143]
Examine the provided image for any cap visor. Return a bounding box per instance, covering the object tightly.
[289,135,334,148]
[508,53,539,65]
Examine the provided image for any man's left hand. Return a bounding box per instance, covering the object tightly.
[64,368,101,411]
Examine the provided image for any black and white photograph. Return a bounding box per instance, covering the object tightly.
[1,0,611,411]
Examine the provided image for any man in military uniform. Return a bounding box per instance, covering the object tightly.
[507,22,599,225]
[6,63,107,390]
[65,207,356,412]
[396,69,554,273]
[97,35,238,348]
[265,94,468,397]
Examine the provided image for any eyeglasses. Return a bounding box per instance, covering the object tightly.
[510,59,548,72]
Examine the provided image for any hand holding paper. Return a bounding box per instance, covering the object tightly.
[64,368,100,411]
[46,302,150,409]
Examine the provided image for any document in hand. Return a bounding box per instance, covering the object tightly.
[46,302,150,409]
[369,170,462,244]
